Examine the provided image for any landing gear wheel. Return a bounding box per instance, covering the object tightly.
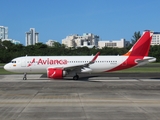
[73,75,79,80]
[23,77,27,80]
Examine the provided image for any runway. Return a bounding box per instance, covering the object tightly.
[0,74,160,120]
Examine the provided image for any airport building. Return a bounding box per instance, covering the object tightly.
[26,28,39,46]
[62,33,99,48]
[0,26,8,40]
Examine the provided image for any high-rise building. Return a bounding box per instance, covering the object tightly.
[26,28,39,46]
[0,26,20,44]
[0,26,8,39]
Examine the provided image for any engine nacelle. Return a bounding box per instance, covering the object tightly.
[47,68,67,79]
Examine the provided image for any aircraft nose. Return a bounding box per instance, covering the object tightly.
[4,64,10,71]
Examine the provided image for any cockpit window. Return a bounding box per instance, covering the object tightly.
[11,61,16,63]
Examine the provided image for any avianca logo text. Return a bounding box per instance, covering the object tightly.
[27,58,68,67]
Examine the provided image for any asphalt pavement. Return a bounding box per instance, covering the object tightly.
[0,74,160,120]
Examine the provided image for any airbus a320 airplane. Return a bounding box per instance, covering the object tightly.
[4,31,156,80]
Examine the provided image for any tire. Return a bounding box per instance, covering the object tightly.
[23,77,27,80]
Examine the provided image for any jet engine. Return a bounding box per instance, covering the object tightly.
[47,68,67,79]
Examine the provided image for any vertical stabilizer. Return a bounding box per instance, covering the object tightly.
[124,31,153,56]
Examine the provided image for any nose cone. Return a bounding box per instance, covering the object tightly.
[4,64,10,71]
[4,63,20,73]
[4,63,15,72]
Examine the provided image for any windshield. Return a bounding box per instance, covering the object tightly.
[11,61,16,63]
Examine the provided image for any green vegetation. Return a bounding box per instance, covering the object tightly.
[0,68,13,74]
[131,31,141,44]
[116,66,160,73]
[116,63,160,73]
[0,63,5,66]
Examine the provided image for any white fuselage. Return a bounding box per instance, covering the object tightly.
[4,55,156,74]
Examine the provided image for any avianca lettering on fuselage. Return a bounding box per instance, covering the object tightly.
[28,58,68,67]
[4,31,156,80]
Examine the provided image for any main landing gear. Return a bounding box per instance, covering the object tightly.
[73,74,79,80]
[23,73,27,80]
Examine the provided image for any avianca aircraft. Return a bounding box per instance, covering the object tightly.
[4,31,156,80]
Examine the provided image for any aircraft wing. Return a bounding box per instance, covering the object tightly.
[52,52,100,72]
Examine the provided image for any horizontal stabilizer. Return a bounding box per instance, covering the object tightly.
[135,57,156,66]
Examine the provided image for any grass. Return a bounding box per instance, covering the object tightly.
[0,68,14,74]
[0,63,17,74]
[115,67,160,73]
[1,63,160,75]
[115,63,160,73]
[0,63,5,66]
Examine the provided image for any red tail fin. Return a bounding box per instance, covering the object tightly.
[124,31,153,56]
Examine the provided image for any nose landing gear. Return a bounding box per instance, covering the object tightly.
[23,73,27,80]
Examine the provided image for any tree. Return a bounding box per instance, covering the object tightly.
[2,40,14,50]
[35,43,48,49]
[0,39,2,47]
[52,42,61,48]
[149,45,160,62]
[131,31,141,44]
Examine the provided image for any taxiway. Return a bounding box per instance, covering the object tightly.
[0,74,160,120]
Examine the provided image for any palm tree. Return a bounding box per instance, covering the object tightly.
[131,31,141,44]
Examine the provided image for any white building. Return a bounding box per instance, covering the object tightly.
[0,26,8,39]
[62,35,77,48]
[26,28,39,46]
[151,32,160,45]
[46,39,57,46]
[62,33,99,48]
[98,39,129,49]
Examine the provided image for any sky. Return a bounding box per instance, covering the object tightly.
[1,0,160,45]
